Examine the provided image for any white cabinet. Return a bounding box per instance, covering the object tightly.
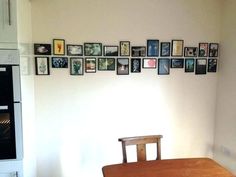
[0,0,17,49]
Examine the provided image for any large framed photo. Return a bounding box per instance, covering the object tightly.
[160,42,171,57]
[209,43,219,57]
[158,58,170,75]
[171,58,184,68]
[142,58,157,69]
[131,46,146,57]
[208,58,217,72]
[98,58,115,71]
[195,58,207,74]
[184,47,198,57]
[51,57,68,68]
[185,58,195,72]
[85,58,96,73]
[53,39,65,55]
[171,40,184,57]
[35,57,50,75]
[131,58,141,73]
[84,43,102,56]
[120,41,130,56]
[70,58,84,75]
[199,43,208,57]
[34,43,51,55]
[67,44,83,56]
[147,39,159,57]
[103,45,118,56]
[117,58,129,75]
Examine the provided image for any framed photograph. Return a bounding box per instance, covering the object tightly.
[104,45,118,56]
[171,58,184,68]
[85,58,96,73]
[184,47,198,57]
[199,43,208,57]
[67,44,83,56]
[160,42,171,57]
[84,43,102,56]
[195,58,207,74]
[131,46,146,57]
[209,43,219,57]
[34,44,51,55]
[117,58,129,75]
[147,40,159,57]
[131,58,141,73]
[53,39,65,55]
[208,58,217,72]
[51,57,68,68]
[70,58,83,75]
[98,58,115,71]
[158,58,170,75]
[35,57,50,75]
[185,58,195,72]
[142,58,157,69]
[120,41,130,56]
[171,40,184,57]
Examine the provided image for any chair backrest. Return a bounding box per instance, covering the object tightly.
[118,135,163,163]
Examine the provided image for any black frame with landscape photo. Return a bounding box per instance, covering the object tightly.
[185,58,195,72]
[103,45,119,56]
[84,43,102,56]
[34,44,51,55]
[67,44,83,56]
[171,58,184,68]
[98,58,115,71]
[195,58,207,75]
[117,58,129,75]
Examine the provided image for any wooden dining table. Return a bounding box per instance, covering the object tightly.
[102,158,234,177]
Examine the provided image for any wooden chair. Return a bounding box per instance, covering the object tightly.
[118,135,163,163]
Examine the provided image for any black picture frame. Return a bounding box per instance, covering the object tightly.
[117,58,129,75]
[160,42,171,57]
[34,44,51,55]
[185,58,195,72]
[131,58,141,73]
[120,41,130,56]
[131,46,146,57]
[199,43,208,57]
[147,39,159,57]
[209,43,219,57]
[53,39,65,55]
[142,58,157,69]
[208,58,217,72]
[51,57,68,68]
[35,57,50,75]
[84,43,102,56]
[70,58,84,75]
[158,58,170,75]
[98,58,115,71]
[103,45,119,56]
[171,40,184,57]
[85,58,96,73]
[67,44,83,56]
[184,47,198,57]
[195,58,207,75]
[171,58,184,68]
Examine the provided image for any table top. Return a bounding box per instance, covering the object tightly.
[102,158,234,177]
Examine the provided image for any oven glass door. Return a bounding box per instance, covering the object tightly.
[0,65,13,104]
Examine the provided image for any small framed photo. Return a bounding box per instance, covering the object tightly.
[171,40,184,57]
[160,42,171,57]
[131,46,146,57]
[85,58,96,73]
[184,47,198,57]
[120,41,130,56]
[158,58,170,75]
[208,58,217,72]
[131,58,141,73]
[51,57,68,68]
[185,58,195,72]
[53,39,65,55]
[209,43,219,57]
[98,58,115,71]
[84,43,102,56]
[171,58,184,68]
[35,57,50,75]
[70,58,84,75]
[117,58,129,75]
[67,44,83,56]
[147,40,159,57]
[34,44,51,55]
[142,58,157,69]
[199,43,208,57]
[103,45,118,56]
[196,58,207,75]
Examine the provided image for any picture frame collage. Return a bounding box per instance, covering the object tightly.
[34,39,219,76]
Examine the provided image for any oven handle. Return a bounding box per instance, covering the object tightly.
[0,105,8,110]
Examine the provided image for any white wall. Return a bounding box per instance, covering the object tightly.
[31,0,221,177]
[214,0,236,174]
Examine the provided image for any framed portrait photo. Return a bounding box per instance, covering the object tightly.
[184,47,198,57]
[158,58,170,75]
[84,43,102,56]
[67,44,83,56]
[195,58,207,75]
[147,39,159,57]
[51,57,68,68]
[209,43,219,57]
[70,58,84,75]
[35,57,50,75]
[142,58,157,69]
[85,58,96,73]
[53,39,65,55]
[171,58,184,68]
[185,58,195,72]
[34,43,51,55]
[120,41,130,56]
[171,40,184,57]
[199,43,208,57]
[98,58,115,71]
[131,46,146,57]
[131,58,141,73]
[160,42,171,57]
[208,58,217,72]
[117,58,129,75]
[103,45,118,56]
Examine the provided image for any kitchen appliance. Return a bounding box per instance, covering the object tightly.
[0,49,23,160]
